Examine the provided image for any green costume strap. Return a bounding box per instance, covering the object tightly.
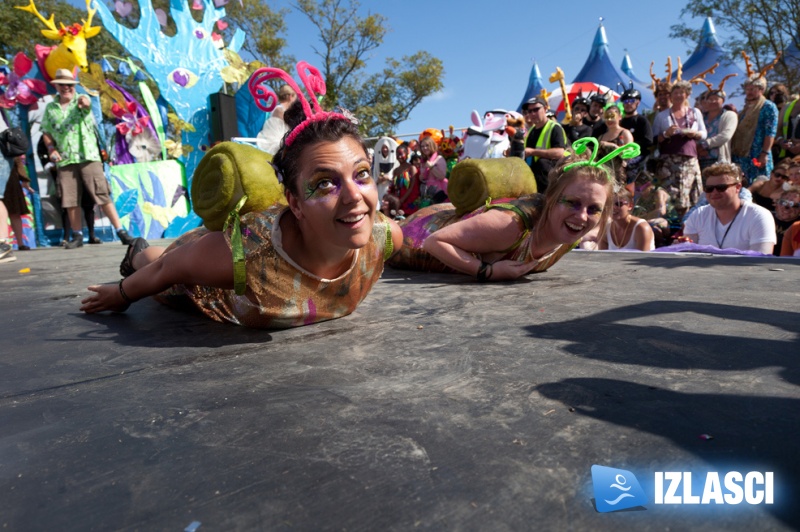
[383,222,393,261]
[223,195,249,295]
[484,198,533,254]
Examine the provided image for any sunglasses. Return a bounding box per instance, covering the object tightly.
[558,197,604,217]
[622,99,637,104]
[777,199,800,208]
[525,107,543,114]
[774,172,789,180]
[704,183,738,194]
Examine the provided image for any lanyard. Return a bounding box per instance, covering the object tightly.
[715,207,742,249]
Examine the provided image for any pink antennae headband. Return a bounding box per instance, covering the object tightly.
[248,61,349,148]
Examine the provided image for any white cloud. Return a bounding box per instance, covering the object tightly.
[427,89,451,102]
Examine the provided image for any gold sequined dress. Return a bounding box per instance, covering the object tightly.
[155,205,391,329]
[387,195,575,274]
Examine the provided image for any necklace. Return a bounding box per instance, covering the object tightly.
[611,217,634,248]
[715,206,742,249]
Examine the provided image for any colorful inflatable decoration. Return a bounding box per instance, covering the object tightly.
[15,0,102,81]
[76,62,127,117]
[105,78,162,164]
[649,57,680,95]
[549,67,573,123]
[418,128,443,146]
[0,53,48,108]
[438,126,462,177]
[546,82,619,117]
[235,72,266,138]
[111,101,150,137]
[93,0,245,188]
[461,110,507,160]
[109,159,190,239]
[484,109,512,158]
[650,56,722,98]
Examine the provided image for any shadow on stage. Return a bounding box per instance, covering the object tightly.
[528,300,799,528]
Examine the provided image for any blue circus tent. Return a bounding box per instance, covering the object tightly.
[783,34,800,73]
[678,17,747,109]
[517,61,546,113]
[572,23,655,110]
[621,51,646,84]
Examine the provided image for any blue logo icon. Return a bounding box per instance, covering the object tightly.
[591,465,648,512]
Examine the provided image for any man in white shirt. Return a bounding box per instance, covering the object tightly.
[683,162,776,253]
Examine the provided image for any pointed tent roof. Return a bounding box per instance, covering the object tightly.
[783,33,800,72]
[621,51,645,84]
[572,23,654,109]
[678,17,747,107]
[517,61,546,113]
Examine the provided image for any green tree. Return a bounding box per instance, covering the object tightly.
[671,0,800,92]
[220,0,293,72]
[295,0,444,137]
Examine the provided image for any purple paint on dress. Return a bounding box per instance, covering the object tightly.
[399,199,513,247]
[304,298,317,325]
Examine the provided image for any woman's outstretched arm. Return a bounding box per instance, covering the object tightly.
[422,209,538,281]
[81,232,234,313]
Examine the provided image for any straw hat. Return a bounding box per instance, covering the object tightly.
[51,69,79,85]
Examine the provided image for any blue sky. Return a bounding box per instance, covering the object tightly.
[272,1,718,137]
[69,0,730,136]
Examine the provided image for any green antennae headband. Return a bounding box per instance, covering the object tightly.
[563,137,641,179]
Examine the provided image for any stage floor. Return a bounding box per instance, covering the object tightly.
[1,243,798,530]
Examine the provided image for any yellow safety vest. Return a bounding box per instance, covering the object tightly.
[780,99,798,158]
[524,120,564,165]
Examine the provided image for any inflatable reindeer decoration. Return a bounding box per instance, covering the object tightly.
[15,0,102,80]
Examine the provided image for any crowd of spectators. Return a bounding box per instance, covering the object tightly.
[373,72,800,258]
[4,71,800,264]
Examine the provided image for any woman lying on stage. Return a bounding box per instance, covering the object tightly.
[388,138,638,281]
[80,62,402,328]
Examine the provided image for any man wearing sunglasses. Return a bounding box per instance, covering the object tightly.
[522,97,567,193]
[41,69,134,249]
[619,88,653,154]
[683,162,776,253]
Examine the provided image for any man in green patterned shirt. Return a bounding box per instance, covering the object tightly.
[41,69,133,249]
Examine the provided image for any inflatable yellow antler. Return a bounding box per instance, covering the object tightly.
[549,67,572,123]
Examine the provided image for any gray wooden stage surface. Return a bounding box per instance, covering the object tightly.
[1,243,798,531]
